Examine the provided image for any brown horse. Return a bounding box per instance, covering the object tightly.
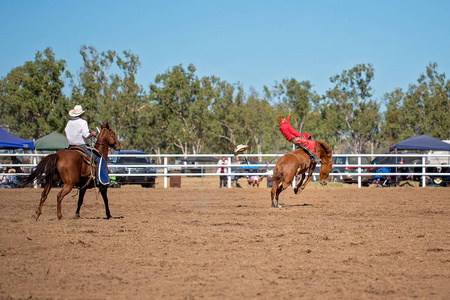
[20,123,121,220]
[270,140,333,207]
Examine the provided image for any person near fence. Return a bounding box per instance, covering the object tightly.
[248,173,263,187]
[11,156,23,173]
[217,156,228,188]
[0,170,12,189]
[277,110,320,162]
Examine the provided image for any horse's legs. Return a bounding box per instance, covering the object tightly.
[275,182,290,207]
[297,164,317,193]
[56,184,74,220]
[100,188,112,219]
[271,180,290,207]
[270,180,278,207]
[294,174,306,194]
[36,182,52,220]
[75,189,87,218]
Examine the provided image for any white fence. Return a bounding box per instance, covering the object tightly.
[1,152,449,188]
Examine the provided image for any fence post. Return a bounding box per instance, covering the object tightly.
[227,156,232,188]
[164,156,168,189]
[357,156,362,188]
[422,156,426,187]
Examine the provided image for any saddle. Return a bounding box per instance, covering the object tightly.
[69,146,101,167]
[68,146,110,187]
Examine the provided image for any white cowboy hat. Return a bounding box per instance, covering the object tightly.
[69,105,85,117]
[234,144,249,156]
[433,177,442,185]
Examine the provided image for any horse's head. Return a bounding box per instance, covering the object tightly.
[316,141,333,185]
[318,160,334,185]
[99,123,122,151]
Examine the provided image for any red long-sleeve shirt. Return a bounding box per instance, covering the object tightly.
[278,117,310,141]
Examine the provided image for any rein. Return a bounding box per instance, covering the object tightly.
[287,152,303,175]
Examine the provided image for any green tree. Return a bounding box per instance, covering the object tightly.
[0,47,71,139]
[210,82,247,153]
[241,91,277,156]
[263,79,322,153]
[71,45,115,130]
[382,63,450,144]
[149,64,214,155]
[71,46,150,150]
[265,79,319,134]
[325,64,381,153]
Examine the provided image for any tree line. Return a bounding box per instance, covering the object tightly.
[1,46,449,155]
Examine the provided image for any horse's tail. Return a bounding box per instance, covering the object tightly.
[18,153,60,187]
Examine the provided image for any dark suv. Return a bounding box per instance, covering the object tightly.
[329,156,374,186]
[109,150,156,188]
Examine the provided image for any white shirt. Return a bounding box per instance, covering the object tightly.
[65,117,90,145]
[216,159,228,173]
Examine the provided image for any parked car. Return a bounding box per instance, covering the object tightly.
[329,156,374,186]
[168,157,218,174]
[109,150,156,188]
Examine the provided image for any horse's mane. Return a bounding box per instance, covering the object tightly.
[316,140,333,162]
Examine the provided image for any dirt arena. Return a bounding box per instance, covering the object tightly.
[1,177,449,299]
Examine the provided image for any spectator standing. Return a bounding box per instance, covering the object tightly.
[217,157,228,188]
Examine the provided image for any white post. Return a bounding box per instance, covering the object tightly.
[357,156,362,188]
[164,156,168,189]
[227,156,232,188]
[422,156,426,187]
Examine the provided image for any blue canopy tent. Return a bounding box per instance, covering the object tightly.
[0,127,34,149]
[389,134,450,152]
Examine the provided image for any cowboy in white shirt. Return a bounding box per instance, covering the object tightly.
[65,105,96,148]
[64,105,109,185]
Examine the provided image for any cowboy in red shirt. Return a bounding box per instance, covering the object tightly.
[278,111,320,162]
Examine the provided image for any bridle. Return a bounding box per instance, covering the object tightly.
[95,128,120,150]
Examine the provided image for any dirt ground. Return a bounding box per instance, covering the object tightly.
[1,177,449,299]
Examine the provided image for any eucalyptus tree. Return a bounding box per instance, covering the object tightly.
[107,51,150,150]
[325,64,381,154]
[241,90,278,156]
[0,47,71,139]
[263,78,320,153]
[267,78,319,134]
[71,45,115,128]
[209,81,247,153]
[382,63,450,144]
[149,64,215,155]
[380,88,406,146]
[305,102,342,150]
[71,46,152,150]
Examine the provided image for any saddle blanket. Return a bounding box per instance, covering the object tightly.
[295,139,316,154]
[98,156,109,185]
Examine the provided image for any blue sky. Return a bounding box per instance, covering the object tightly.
[1,0,449,102]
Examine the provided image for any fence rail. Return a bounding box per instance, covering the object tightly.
[1,152,449,188]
